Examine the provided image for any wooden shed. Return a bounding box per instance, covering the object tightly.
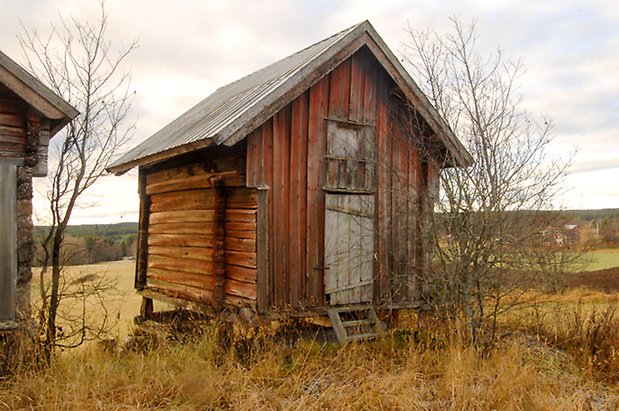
[0,50,78,330]
[109,21,471,338]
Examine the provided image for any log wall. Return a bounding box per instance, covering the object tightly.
[223,188,258,306]
[0,84,27,160]
[138,147,258,308]
[0,84,51,176]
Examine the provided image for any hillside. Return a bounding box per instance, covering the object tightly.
[34,222,138,241]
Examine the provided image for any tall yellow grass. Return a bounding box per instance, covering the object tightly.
[2,318,618,410]
[3,262,616,409]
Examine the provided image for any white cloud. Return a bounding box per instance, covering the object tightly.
[2,0,618,222]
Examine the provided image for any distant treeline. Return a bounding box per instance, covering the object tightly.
[34,222,138,241]
[33,222,138,266]
[30,208,619,266]
[564,208,619,221]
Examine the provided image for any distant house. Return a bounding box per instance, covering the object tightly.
[0,50,77,330]
[109,21,471,340]
[563,224,580,247]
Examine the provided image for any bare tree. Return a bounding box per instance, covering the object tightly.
[18,1,137,358]
[401,18,578,343]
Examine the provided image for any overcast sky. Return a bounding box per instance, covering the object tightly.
[1,0,618,224]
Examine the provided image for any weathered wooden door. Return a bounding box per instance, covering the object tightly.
[324,194,374,305]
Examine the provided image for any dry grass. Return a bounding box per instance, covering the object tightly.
[1,311,618,410]
[32,261,165,341]
[3,262,616,409]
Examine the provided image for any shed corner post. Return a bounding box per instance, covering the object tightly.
[212,181,226,310]
[136,167,152,319]
[256,185,270,312]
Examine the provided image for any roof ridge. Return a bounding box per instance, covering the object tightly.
[211,20,368,95]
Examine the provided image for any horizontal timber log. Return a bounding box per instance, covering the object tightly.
[146,283,213,305]
[146,155,243,186]
[224,236,256,253]
[149,222,214,235]
[0,134,26,145]
[147,268,213,290]
[150,210,215,225]
[224,222,256,231]
[0,112,25,128]
[226,188,258,208]
[148,254,213,275]
[224,251,257,268]
[225,264,257,283]
[224,294,256,307]
[149,245,213,261]
[0,98,26,113]
[150,190,216,212]
[225,230,256,239]
[146,163,209,186]
[224,278,257,300]
[146,170,241,195]
[148,233,213,248]
[225,209,256,223]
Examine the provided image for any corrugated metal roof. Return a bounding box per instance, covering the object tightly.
[109,20,471,174]
[0,50,78,136]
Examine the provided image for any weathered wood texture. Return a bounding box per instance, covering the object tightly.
[0,85,51,176]
[139,147,258,307]
[223,187,258,306]
[0,164,16,322]
[324,194,374,305]
[146,185,217,305]
[136,47,435,312]
[246,47,432,308]
[0,85,27,160]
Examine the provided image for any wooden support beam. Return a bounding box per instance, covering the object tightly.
[140,297,153,321]
[212,187,225,309]
[256,187,269,311]
[135,168,150,290]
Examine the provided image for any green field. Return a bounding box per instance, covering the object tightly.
[584,249,619,271]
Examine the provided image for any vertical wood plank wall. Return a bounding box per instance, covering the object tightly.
[246,46,430,308]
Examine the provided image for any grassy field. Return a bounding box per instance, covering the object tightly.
[32,261,146,341]
[2,296,618,409]
[3,260,618,409]
[585,248,619,271]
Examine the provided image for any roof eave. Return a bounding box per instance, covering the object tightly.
[107,137,216,175]
[0,50,78,131]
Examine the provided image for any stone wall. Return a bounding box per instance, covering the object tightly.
[16,166,33,324]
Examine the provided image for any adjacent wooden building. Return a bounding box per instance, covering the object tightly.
[109,21,471,323]
[0,50,77,329]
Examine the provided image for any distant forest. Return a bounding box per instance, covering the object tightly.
[566,208,619,221]
[33,222,138,266]
[567,208,619,246]
[31,208,619,266]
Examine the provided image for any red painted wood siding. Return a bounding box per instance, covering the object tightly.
[246,47,433,308]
